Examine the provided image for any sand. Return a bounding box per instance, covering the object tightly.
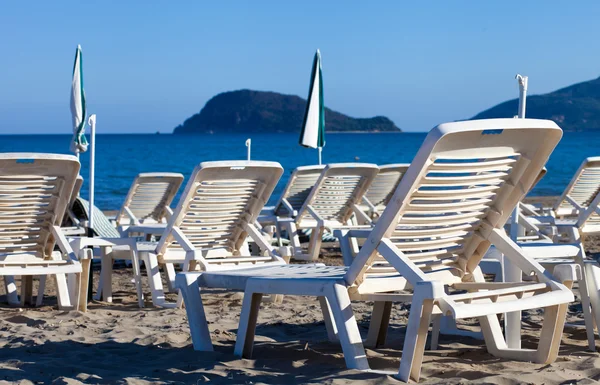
[1,200,600,384]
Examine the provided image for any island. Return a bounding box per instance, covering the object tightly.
[173,89,401,134]
[471,76,600,131]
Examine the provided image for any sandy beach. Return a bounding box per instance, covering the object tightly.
[0,197,599,385]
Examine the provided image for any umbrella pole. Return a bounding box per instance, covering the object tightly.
[87,114,97,236]
[318,147,322,165]
[504,74,529,350]
[516,74,528,119]
[86,115,97,301]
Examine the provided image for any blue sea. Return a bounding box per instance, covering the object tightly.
[0,132,596,210]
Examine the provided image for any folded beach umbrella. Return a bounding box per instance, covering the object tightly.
[299,49,325,164]
[70,45,88,154]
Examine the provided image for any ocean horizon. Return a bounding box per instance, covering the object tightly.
[0,131,593,210]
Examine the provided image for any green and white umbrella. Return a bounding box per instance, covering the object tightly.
[299,49,325,164]
[70,45,88,154]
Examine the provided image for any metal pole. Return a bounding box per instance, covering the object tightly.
[245,138,251,161]
[88,114,96,235]
[318,147,322,165]
[504,74,528,349]
[516,74,528,119]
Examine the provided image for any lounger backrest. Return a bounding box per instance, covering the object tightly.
[296,163,379,226]
[0,153,80,261]
[345,119,562,286]
[274,165,325,216]
[116,173,184,226]
[553,157,600,217]
[156,161,283,256]
[365,164,410,207]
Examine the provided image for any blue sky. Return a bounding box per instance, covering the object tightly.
[1,1,599,133]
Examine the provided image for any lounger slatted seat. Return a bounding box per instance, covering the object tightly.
[176,118,576,383]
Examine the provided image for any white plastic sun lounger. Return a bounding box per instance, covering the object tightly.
[176,118,575,382]
[498,171,600,351]
[72,161,290,308]
[0,153,85,310]
[523,157,600,218]
[115,172,184,236]
[279,163,379,261]
[360,163,410,220]
[259,165,325,222]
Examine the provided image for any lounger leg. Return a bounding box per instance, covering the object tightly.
[141,252,172,308]
[4,276,19,305]
[365,301,392,348]
[574,262,596,351]
[396,281,445,382]
[36,275,47,306]
[318,296,339,342]
[306,225,324,261]
[275,222,283,248]
[234,291,264,358]
[129,248,144,308]
[282,221,303,258]
[396,285,435,383]
[584,264,600,347]
[336,230,356,266]
[326,283,369,370]
[164,263,177,293]
[100,248,113,302]
[175,273,213,351]
[94,275,103,301]
[430,315,441,350]
[20,276,33,306]
[567,227,596,351]
[77,260,90,312]
[54,273,72,310]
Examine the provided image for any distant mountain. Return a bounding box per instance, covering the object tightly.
[472,76,600,131]
[173,89,401,134]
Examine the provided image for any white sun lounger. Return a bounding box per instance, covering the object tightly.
[279,163,379,261]
[258,165,324,245]
[259,165,325,222]
[500,165,600,351]
[361,163,410,219]
[176,118,575,382]
[0,153,85,310]
[523,157,600,218]
[115,172,184,236]
[72,161,290,308]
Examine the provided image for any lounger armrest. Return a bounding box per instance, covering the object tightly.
[170,227,209,270]
[124,207,141,225]
[69,236,140,255]
[281,199,298,217]
[362,196,377,212]
[171,227,195,252]
[307,205,325,226]
[352,203,372,225]
[67,209,81,226]
[346,229,373,238]
[52,225,80,263]
[488,227,567,290]
[553,263,581,286]
[565,195,584,212]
